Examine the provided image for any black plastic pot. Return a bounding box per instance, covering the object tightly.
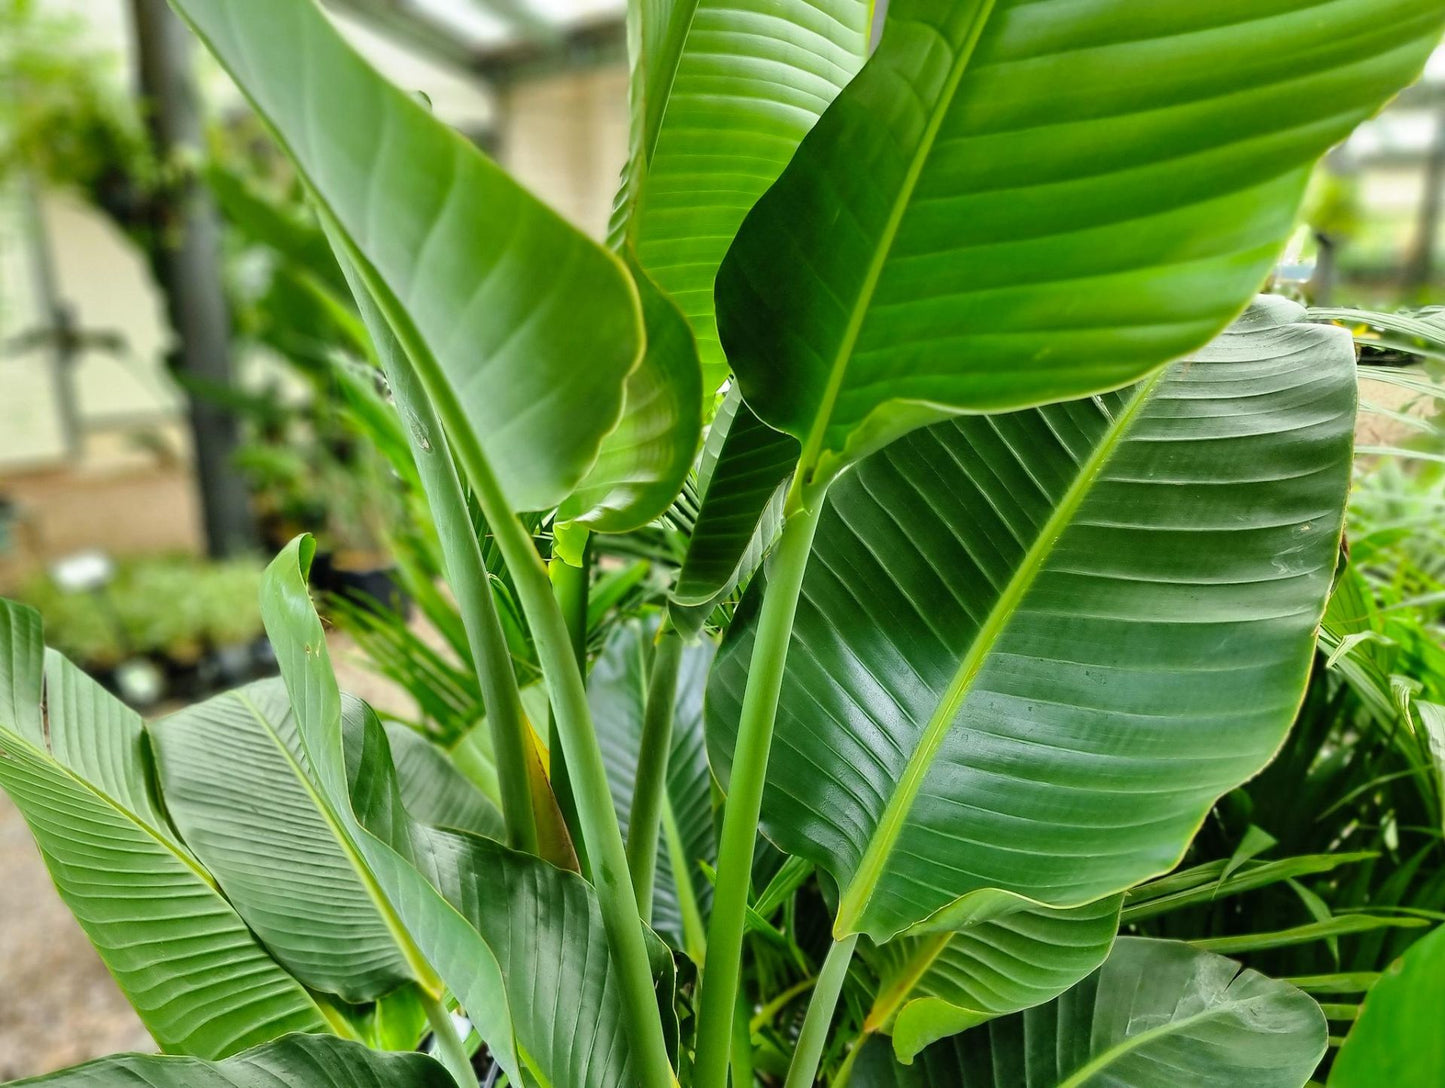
[335,566,409,615]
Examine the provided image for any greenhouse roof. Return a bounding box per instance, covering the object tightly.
[329,0,625,58]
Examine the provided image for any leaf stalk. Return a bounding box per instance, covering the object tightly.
[628,626,684,920]
[692,490,823,1088]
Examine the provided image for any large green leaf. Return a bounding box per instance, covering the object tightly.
[717,0,1442,484]
[261,539,676,1088]
[148,680,425,1004]
[614,0,870,386]
[590,620,717,952]
[708,298,1356,942]
[8,1034,452,1087]
[1329,922,1445,1087]
[169,0,641,513]
[851,938,1326,1087]
[0,602,328,1058]
[864,896,1122,1063]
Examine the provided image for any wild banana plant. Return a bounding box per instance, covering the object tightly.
[2,0,1444,1086]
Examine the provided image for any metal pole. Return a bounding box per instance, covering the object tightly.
[1404,103,1445,303]
[129,0,255,557]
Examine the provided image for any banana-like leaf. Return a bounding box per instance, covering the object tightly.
[590,621,717,952]
[8,1034,452,1087]
[614,0,871,387]
[851,938,1326,1088]
[670,388,799,635]
[0,602,328,1058]
[708,298,1356,942]
[262,539,676,1088]
[169,0,640,514]
[148,680,425,1003]
[864,896,1122,1062]
[557,261,702,533]
[384,721,505,840]
[1329,922,1445,1087]
[717,0,1442,485]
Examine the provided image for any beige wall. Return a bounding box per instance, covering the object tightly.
[500,65,629,238]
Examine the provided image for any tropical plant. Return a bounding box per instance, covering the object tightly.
[3,1,1445,1087]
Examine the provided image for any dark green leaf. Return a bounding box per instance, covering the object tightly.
[718,0,1442,483]
[851,938,1326,1088]
[262,540,677,1088]
[863,896,1122,1062]
[709,298,1357,942]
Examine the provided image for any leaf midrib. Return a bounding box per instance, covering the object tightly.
[1054,985,1266,1088]
[233,688,442,996]
[798,0,999,472]
[835,372,1165,936]
[866,931,953,1031]
[1,716,220,894]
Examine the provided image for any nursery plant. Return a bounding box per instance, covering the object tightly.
[3,1,1445,1087]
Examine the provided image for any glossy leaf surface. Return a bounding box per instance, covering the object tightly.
[865,897,1122,1062]
[718,0,1442,480]
[852,939,1326,1088]
[615,0,870,386]
[709,299,1357,941]
[0,603,327,1058]
[558,262,702,532]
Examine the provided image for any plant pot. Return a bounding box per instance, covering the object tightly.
[331,563,411,619]
[250,636,278,677]
[212,642,255,686]
[165,653,220,702]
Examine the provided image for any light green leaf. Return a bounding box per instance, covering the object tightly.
[0,602,328,1058]
[169,0,642,513]
[590,620,717,953]
[262,539,677,1088]
[1190,914,1426,956]
[864,896,1122,1063]
[852,939,1326,1088]
[148,680,428,1003]
[558,261,703,533]
[708,298,1357,942]
[1222,825,1279,882]
[384,721,505,840]
[614,0,870,387]
[8,1033,452,1087]
[717,0,1442,485]
[1329,923,1445,1088]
